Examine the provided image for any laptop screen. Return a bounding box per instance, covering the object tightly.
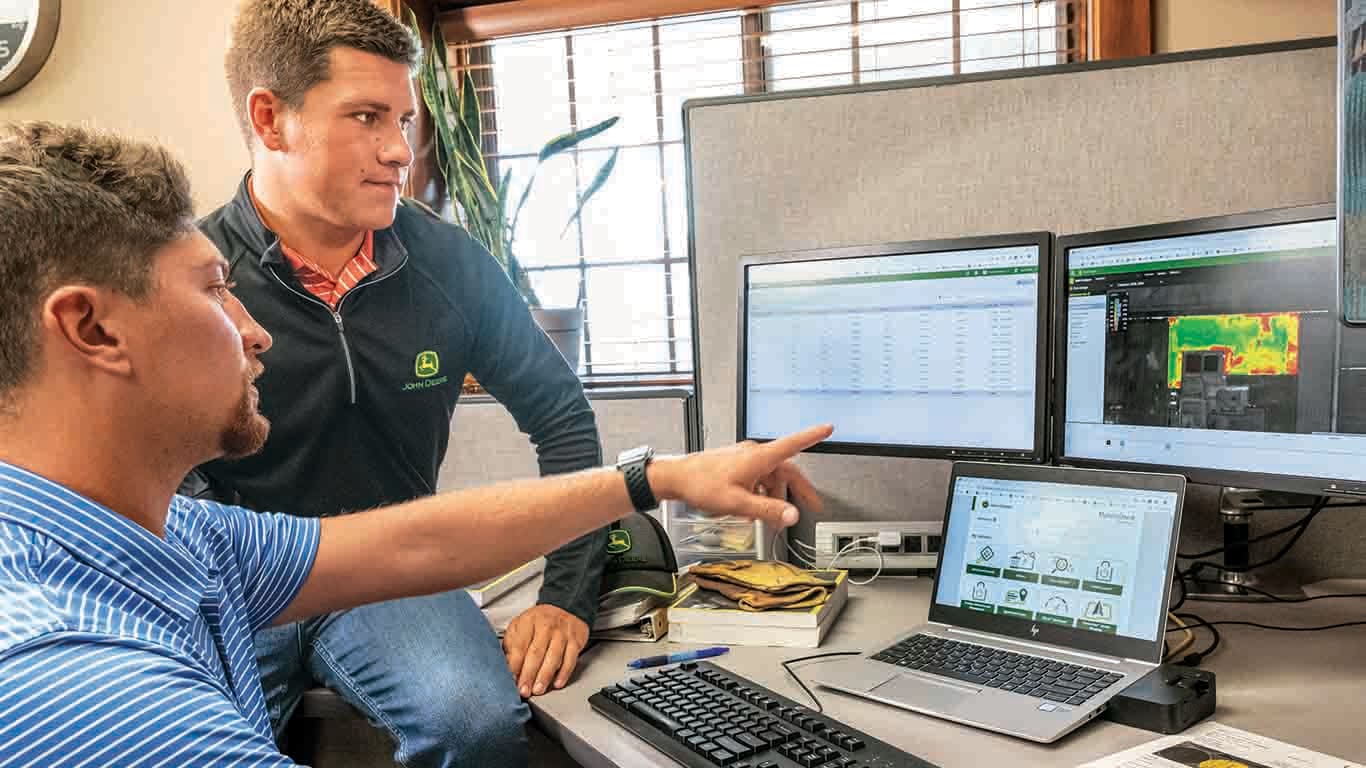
[933,473,1180,646]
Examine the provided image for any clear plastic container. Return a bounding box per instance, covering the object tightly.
[657,500,781,567]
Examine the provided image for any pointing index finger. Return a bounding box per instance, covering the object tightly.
[759,424,833,463]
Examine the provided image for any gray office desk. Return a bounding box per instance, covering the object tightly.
[513,577,1366,767]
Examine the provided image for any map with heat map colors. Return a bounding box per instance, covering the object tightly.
[1167,313,1300,388]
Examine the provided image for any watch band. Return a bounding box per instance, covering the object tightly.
[618,447,658,512]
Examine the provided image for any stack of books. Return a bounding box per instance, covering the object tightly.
[593,591,669,643]
[466,559,545,608]
[667,569,849,648]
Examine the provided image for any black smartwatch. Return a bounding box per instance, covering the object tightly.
[615,445,658,512]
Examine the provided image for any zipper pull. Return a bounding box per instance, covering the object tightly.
[332,311,344,331]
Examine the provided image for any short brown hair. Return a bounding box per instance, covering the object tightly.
[226,0,420,146]
[0,121,194,402]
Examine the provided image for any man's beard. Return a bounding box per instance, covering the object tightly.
[220,372,269,459]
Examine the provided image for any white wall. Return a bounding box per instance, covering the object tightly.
[1155,0,1335,53]
[0,0,247,214]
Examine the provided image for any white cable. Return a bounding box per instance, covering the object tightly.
[830,536,885,585]
[770,527,817,567]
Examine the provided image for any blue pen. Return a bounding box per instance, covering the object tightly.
[627,646,730,670]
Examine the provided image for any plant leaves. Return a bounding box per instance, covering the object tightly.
[538,116,620,163]
[561,147,618,238]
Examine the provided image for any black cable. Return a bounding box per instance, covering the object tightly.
[1165,618,1366,633]
[1182,579,1366,604]
[1179,499,1366,515]
[780,651,862,714]
[1177,504,1325,560]
[1170,568,1189,612]
[1183,496,1329,577]
[1171,612,1219,666]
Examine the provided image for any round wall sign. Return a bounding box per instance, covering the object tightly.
[0,0,60,97]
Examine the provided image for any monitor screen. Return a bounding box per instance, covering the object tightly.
[933,473,1180,645]
[739,235,1049,459]
[1058,207,1366,494]
[1341,1,1366,323]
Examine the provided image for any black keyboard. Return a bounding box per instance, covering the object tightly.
[590,660,938,768]
[871,634,1125,707]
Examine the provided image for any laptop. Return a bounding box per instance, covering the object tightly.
[810,461,1185,743]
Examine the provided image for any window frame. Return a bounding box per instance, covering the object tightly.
[424,0,1113,386]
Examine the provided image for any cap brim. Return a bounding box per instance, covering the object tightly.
[600,569,677,599]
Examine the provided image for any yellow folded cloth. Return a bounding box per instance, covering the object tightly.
[688,560,840,611]
[690,560,839,592]
[691,576,829,610]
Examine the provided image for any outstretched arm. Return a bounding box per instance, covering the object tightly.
[274,425,832,627]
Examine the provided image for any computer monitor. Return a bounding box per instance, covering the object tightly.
[738,233,1052,461]
[1054,204,1366,495]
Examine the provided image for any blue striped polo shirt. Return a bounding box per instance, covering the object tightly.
[0,461,321,767]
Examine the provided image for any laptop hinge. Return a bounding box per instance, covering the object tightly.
[943,626,1127,666]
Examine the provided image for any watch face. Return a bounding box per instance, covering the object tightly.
[0,0,37,79]
[0,0,57,97]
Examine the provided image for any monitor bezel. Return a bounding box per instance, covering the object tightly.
[1050,203,1365,496]
[928,461,1186,665]
[736,232,1053,462]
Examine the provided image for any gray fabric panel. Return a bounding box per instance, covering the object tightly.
[439,393,691,489]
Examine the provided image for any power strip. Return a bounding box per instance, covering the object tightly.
[812,521,943,571]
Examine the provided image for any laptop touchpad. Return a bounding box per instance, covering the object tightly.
[871,672,980,712]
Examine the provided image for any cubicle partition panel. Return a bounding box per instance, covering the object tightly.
[438,389,694,490]
[684,40,1355,575]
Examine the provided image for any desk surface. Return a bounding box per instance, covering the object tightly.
[513,577,1366,767]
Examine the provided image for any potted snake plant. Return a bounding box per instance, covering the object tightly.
[409,11,618,378]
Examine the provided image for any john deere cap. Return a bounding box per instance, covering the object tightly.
[600,512,678,599]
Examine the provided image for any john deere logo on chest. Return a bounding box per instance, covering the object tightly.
[415,350,440,378]
[606,529,632,554]
[402,350,449,391]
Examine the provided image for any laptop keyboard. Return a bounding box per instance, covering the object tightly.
[871,635,1125,707]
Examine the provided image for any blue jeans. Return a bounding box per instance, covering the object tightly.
[256,589,530,768]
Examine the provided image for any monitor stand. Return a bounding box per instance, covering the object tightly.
[1182,486,1316,602]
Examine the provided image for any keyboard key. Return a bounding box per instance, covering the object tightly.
[919,665,988,685]
[846,737,866,751]
[716,736,753,757]
[754,730,783,747]
[736,732,767,750]
[710,748,737,765]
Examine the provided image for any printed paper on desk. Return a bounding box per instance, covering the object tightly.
[1077,722,1362,768]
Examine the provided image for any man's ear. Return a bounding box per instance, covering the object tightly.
[247,87,289,152]
[41,286,134,378]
